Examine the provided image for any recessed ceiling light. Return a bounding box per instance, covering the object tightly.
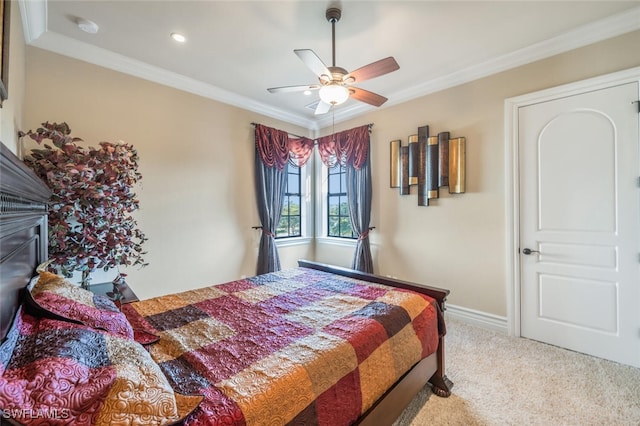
[303,90,312,96]
[171,32,186,43]
[76,18,99,34]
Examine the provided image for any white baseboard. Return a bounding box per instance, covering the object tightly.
[445,304,508,334]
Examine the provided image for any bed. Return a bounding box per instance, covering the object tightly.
[0,141,452,425]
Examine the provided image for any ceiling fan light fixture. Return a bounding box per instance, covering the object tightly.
[319,84,349,105]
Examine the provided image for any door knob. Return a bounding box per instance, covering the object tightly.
[522,248,540,255]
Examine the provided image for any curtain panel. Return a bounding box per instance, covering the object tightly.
[317,125,374,273]
[254,123,373,274]
[346,155,374,273]
[254,125,313,274]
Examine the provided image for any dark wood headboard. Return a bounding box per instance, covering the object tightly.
[0,142,51,340]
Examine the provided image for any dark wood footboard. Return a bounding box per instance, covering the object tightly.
[297,260,453,423]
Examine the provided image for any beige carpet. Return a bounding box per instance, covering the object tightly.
[394,318,640,426]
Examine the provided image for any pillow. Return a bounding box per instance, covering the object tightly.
[0,308,203,425]
[25,271,134,340]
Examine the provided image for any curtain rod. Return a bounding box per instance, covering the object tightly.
[251,122,374,140]
[251,122,307,140]
[314,123,374,136]
[313,123,374,139]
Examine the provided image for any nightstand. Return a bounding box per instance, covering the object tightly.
[89,281,139,306]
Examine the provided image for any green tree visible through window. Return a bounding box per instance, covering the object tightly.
[327,165,355,238]
[276,162,301,238]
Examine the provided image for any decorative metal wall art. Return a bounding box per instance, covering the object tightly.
[390,140,400,188]
[399,145,410,195]
[407,134,419,186]
[448,137,466,194]
[390,125,466,206]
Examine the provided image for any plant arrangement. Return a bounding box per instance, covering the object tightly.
[20,122,147,288]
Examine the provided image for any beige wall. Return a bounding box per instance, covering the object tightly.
[24,48,313,299]
[0,1,27,153]
[23,30,640,315]
[316,30,640,317]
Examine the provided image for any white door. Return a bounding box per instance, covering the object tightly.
[518,82,640,367]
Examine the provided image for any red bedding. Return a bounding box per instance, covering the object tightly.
[122,267,441,425]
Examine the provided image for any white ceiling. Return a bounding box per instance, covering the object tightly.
[19,1,640,130]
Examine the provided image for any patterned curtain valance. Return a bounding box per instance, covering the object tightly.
[317,124,370,170]
[288,136,315,168]
[254,123,371,170]
[255,124,314,170]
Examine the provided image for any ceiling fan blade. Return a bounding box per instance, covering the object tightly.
[345,57,399,84]
[314,100,332,115]
[267,84,320,94]
[294,49,331,80]
[349,87,388,107]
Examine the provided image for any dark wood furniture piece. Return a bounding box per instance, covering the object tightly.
[298,260,452,426]
[0,141,452,425]
[0,142,51,339]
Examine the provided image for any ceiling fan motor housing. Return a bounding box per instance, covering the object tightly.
[326,7,341,23]
[321,66,348,85]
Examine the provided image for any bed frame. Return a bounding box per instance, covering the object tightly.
[299,260,453,425]
[0,142,51,339]
[0,141,451,425]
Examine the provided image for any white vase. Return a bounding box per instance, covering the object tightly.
[69,268,119,287]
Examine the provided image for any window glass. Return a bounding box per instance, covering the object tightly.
[276,163,302,238]
[327,165,355,239]
[287,172,299,194]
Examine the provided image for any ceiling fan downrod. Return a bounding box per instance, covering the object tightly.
[326,7,341,68]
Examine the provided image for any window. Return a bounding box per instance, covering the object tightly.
[276,162,302,238]
[327,165,355,238]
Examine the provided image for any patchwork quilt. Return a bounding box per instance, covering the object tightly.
[122,267,441,425]
[0,308,202,426]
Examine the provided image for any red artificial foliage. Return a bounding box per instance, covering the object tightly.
[20,122,148,280]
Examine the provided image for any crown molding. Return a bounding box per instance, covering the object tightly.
[19,0,316,129]
[20,2,640,132]
[18,0,47,44]
[28,31,317,129]
[317,6,640,129]
[389,6,640,107]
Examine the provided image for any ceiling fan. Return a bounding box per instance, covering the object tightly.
[267,7,400,115]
